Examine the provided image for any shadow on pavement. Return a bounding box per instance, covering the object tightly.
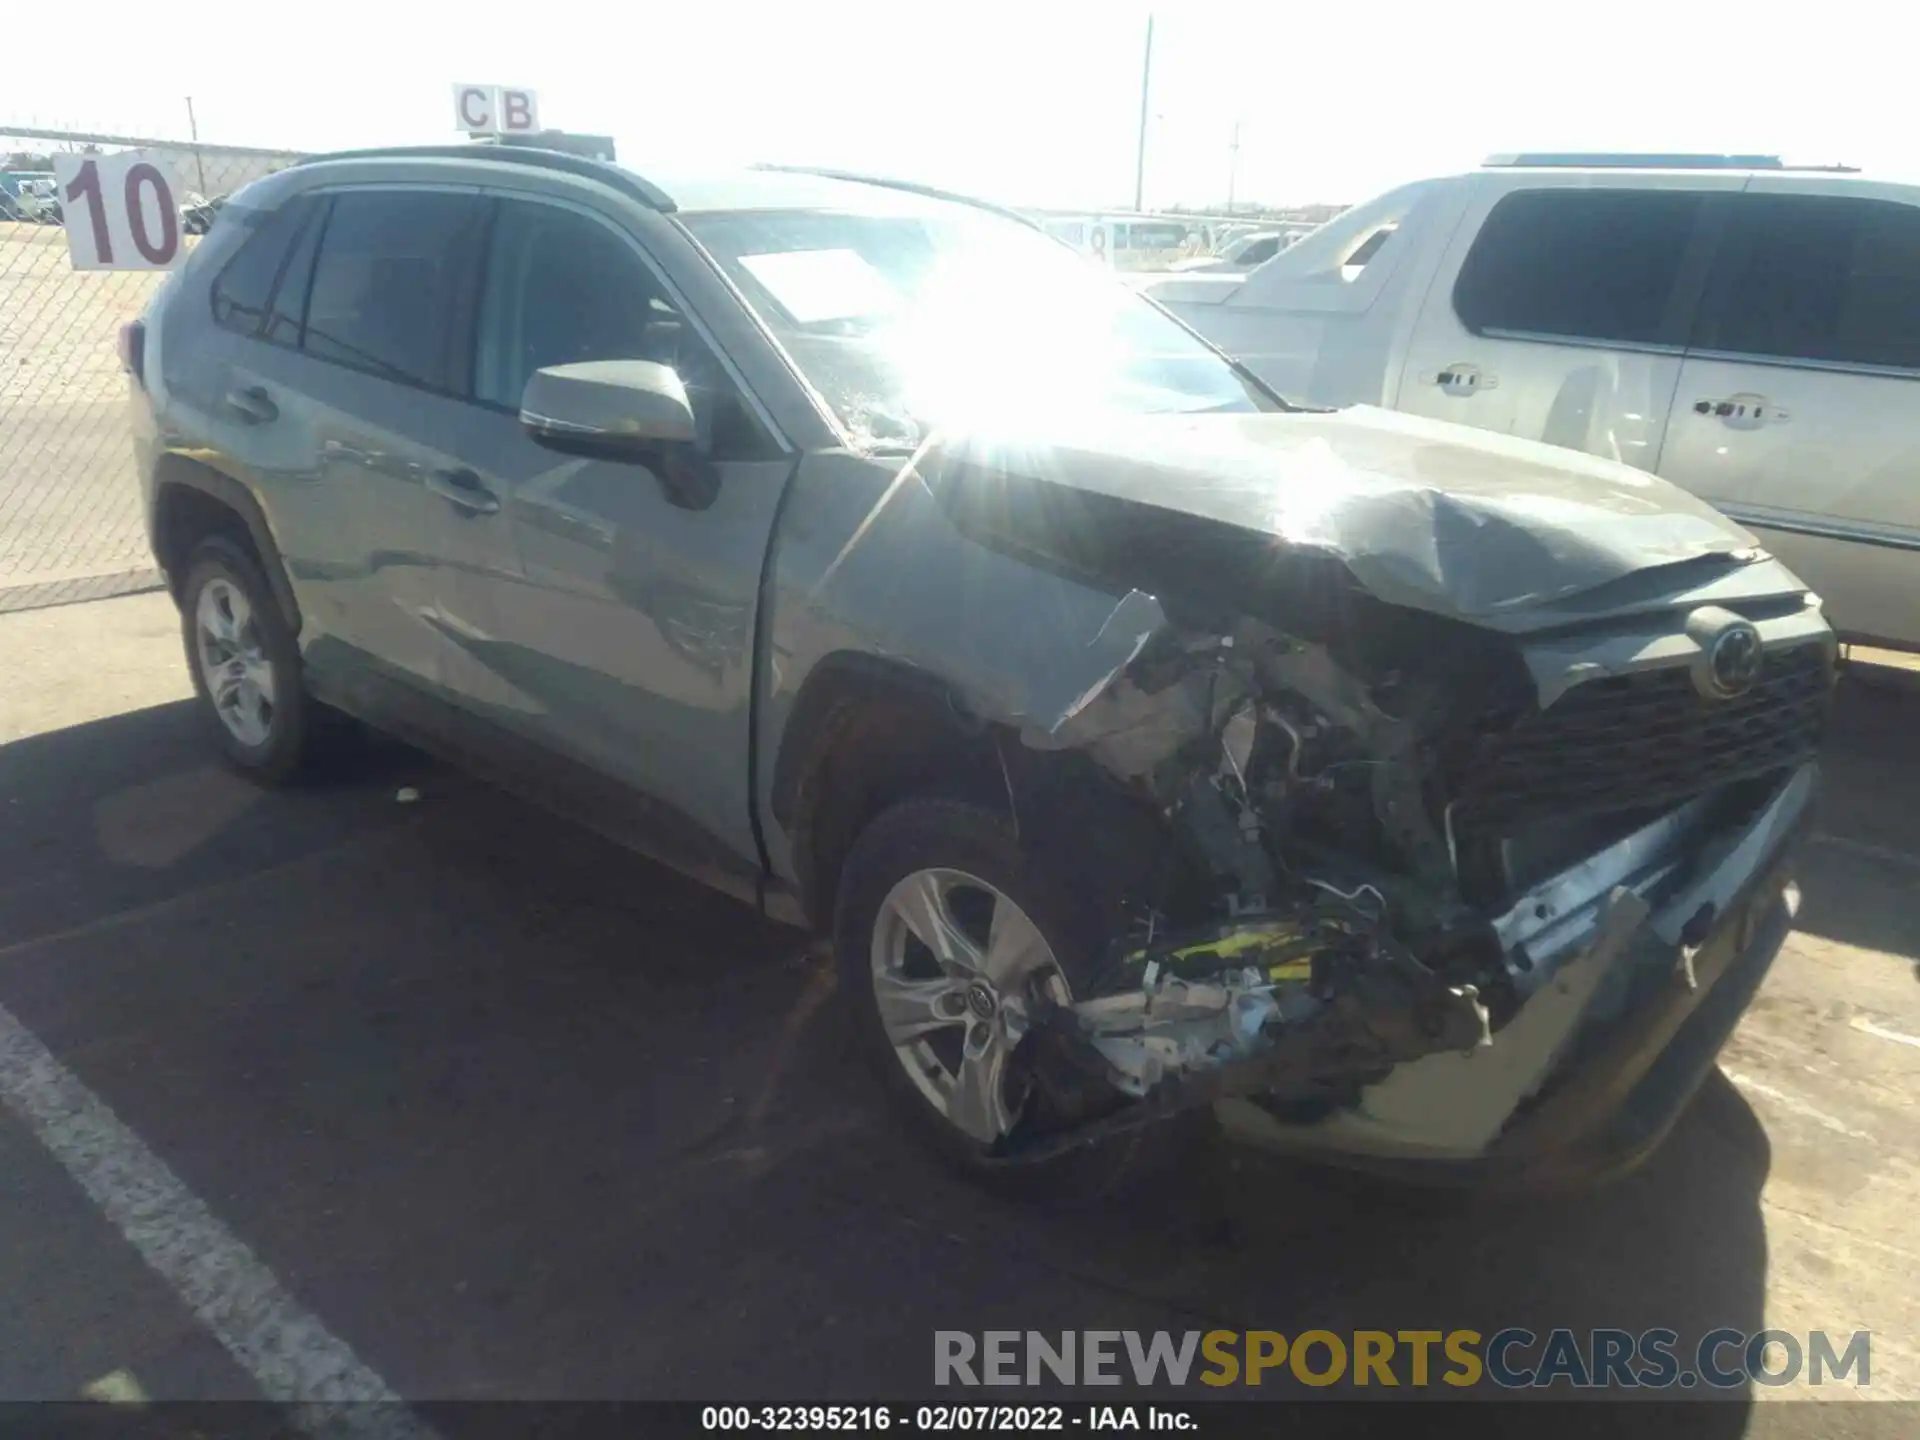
[1792,669,1920,962]
[0,700,437,949]
[0,701,1769,1417]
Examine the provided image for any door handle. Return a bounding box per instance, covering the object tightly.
[1691,395,1786,426]
[224,385,278,424]
[426,468,500,515]
[1430,364,1497,397]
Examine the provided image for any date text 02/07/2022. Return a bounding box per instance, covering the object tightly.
[700,1405,1195,1432]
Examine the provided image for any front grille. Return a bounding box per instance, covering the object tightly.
[1448,642,1833,832]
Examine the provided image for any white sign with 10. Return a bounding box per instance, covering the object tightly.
[52,151,184,271]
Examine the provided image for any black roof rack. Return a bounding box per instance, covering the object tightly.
[486,131,618,163]
[1484,152,1786,170]
[750,164,1039,228]
[292,143,676,211]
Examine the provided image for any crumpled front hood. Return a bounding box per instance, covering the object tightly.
[943,405,1767,622]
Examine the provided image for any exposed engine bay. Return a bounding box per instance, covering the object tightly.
[994,588,1834,1163]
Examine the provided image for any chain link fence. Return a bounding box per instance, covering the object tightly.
[1,126,305,613]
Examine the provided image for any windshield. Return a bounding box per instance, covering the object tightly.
[679,206,1277,448]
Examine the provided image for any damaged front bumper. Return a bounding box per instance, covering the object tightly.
[1001,761,1815,1186]
[1227,761,1814,1186]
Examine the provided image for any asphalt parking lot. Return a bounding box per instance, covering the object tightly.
[0,593,1916,1427]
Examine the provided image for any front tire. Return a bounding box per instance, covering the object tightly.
[180,537,315,783]
[834,797,1191,1200]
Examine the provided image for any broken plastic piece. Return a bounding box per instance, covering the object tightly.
[1040,589,1172,733]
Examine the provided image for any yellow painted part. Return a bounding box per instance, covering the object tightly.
[1124,921,1317,982]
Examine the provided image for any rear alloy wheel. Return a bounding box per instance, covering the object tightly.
[194,577,277,748]
[180,537,315,782]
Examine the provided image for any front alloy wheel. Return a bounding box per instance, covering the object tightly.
[869,867,1072,1146]
[836,796,1191,1197]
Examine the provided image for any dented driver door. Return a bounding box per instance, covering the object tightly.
[430,194,798,880]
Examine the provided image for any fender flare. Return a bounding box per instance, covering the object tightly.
[152,455,303,635]
[769,651,982,834]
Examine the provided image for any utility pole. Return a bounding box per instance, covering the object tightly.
[1227,118,1241,215]
[1132,14,1154,211]
[184,96,206,194]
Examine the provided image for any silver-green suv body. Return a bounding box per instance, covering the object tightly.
[127,145,1833,1193]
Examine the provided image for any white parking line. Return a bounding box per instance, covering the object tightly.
[1810,831,1920,874]
[1722,1068,1874,1142]
[1852,1016,1920,1050]
[0,999,436,1439]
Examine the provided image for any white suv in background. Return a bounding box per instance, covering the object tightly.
[1139,154,1920,652]
[1168,229,1292,273]
[13,175,62,223]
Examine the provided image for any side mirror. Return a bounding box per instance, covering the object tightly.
[520,360,716,507]
[520,359,697,454]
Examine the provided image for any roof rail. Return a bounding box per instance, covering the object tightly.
[292,144,676,211]
[1483,152,1785,170]
[750,164,1038,228]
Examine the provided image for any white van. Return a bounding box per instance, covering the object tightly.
[1138,154,1920,651]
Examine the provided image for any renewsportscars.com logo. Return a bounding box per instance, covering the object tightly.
[934,1329,1873,1391]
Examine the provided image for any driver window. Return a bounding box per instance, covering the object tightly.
[474,200,773,458]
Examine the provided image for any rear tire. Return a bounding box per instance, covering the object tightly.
[834,796,1202,1203]
[180,536,316,783]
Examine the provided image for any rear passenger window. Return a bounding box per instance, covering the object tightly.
[210,197,317,337]
[1453,189,1704,347]
[301,191,484,391]
[263,199,323,346]
[1696,195,1920,372]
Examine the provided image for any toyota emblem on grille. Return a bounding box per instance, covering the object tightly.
[1705,622,1764,698]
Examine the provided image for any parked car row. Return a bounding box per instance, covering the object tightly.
[2,167,231,232]
[181,191,229,235]
[1164,228,1300,274]
[1,173,61,224]
[1035,213,1314,271]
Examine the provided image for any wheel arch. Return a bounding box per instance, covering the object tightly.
[771,652,1173,933]
[150,456,302,635]
[772,653,1007,929]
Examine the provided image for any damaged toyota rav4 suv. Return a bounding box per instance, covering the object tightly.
[129,147,1834,1196]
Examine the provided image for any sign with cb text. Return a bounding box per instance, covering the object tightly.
[452,84,541,137]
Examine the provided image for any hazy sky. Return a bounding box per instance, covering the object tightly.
[6,0,1906,208]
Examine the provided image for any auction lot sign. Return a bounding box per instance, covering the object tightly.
[453,83,542,137]
[52,151,183,271]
